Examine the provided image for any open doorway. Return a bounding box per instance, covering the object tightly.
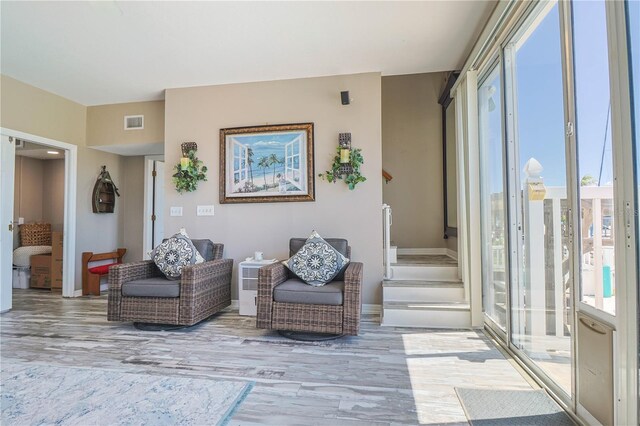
[1,130,77,312]
[12,140,66,295]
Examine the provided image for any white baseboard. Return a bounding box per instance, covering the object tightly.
[73,289,82,297]
[230,300,239,310]
[446,249,458,260]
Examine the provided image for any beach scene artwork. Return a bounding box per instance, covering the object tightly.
[223,125,313,202]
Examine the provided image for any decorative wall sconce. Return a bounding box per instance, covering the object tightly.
[180,142,197,169]
[319,132,366,190]
[173,141,208,194]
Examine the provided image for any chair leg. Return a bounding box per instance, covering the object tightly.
[87,273,101,296]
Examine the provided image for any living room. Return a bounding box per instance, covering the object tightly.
[1,1,639,425]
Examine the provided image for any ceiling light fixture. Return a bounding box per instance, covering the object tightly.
[47,150,59,155]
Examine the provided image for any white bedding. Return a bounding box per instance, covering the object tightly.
[13,246,52,267]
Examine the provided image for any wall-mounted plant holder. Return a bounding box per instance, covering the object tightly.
[319,132,366,190]
[173,142,208,194]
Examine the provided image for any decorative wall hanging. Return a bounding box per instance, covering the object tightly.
[219,123,315,204]
[319,133,366,190]
[173,142,208,194]
[92,165,120,213]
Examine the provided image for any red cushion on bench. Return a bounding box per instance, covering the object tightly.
[88,263,117,275]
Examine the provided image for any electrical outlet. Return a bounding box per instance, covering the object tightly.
[170,206,183,216]
[197,205,215,216]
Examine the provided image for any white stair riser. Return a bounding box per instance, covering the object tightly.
[390,266,458,281]
[381,308,471,328]
[383,286,464,303]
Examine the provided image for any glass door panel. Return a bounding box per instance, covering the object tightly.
[573,0,616,317]
[479,65,508,331]
[506,2,573,395]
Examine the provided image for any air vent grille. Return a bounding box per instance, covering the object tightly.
[124,115,144,130]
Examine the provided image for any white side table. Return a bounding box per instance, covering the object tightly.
[238,258,277,316]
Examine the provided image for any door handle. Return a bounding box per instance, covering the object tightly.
[579,317,606,335]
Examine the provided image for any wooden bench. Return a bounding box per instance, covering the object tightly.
[82,248,126,296]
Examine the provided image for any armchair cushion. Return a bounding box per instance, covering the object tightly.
[122,277,180,298]
[152,233,204,280]
[284,231,349,286]
[289,237,349,281]
[273,279,344,305]
[191,239,215,261]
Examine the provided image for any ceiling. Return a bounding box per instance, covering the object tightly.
[1,1,496,106]
[16,141,66,160]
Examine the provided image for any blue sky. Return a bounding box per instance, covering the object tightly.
[513,2,612,188]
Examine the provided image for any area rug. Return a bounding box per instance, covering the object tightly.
[1,363,254,425]
[455,388,574,426]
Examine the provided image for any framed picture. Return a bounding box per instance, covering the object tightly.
[220,123,315,203]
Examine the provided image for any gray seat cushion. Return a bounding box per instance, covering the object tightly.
[289,238,349,281]
[122,277,180,298]
[273,279,344,306]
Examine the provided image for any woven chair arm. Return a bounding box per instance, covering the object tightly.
[211,243,224,260]
[343,262,363,336]
[256,262,288,329]
[108,260,160,290]
[107,260,159,322]
[179,259,233,320]
[181,258,233,283]
[258,262,288,291]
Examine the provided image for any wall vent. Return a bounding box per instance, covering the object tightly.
[124,115,144,130]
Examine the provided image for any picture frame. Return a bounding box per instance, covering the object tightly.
[219,123,315,204]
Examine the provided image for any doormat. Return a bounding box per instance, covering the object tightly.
[455,388,574,425]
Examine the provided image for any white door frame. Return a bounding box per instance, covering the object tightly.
[0,128,77,301]
[143,155,164,259]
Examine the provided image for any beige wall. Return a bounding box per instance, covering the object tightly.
[119,156,146,262]
[43,159,65,232]
[164,73,384,304]
[87,101,164,147]
[382,73,447,249]
[13,156,45,248]
[1,75,86,146]
[1,74,125,291]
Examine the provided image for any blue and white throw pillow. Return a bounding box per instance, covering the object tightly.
[283,231,350,287]
[152,232,204,280]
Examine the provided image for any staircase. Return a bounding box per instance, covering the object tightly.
[381,253,471,328]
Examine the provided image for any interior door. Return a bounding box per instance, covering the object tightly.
[0,134,16,312]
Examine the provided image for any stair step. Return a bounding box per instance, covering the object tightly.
[383,301,470,311]
[389,265,458,281]
[381,301,471,329]
[382,279,462,287]
[383,279,464,303]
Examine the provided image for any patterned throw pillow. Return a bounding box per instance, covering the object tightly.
[283,231,350,287]
[152,233,204,280]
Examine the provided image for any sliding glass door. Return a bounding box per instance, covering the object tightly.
[479,65,508,332]
[503,2,573,396]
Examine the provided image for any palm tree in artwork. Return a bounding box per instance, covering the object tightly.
[258,156,270,190]
[247,147,255,184]
[268,153,281,185]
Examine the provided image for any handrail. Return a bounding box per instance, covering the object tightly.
[382,169,393,184]
[382,204,392,279]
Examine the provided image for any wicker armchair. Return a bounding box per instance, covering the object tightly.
[107,240,232,326]
[256,238,363,336]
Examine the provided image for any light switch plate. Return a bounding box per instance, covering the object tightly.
[197,205,215,216]
[170,206,183,216]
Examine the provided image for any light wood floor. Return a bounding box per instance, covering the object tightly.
[1,290,536,425]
